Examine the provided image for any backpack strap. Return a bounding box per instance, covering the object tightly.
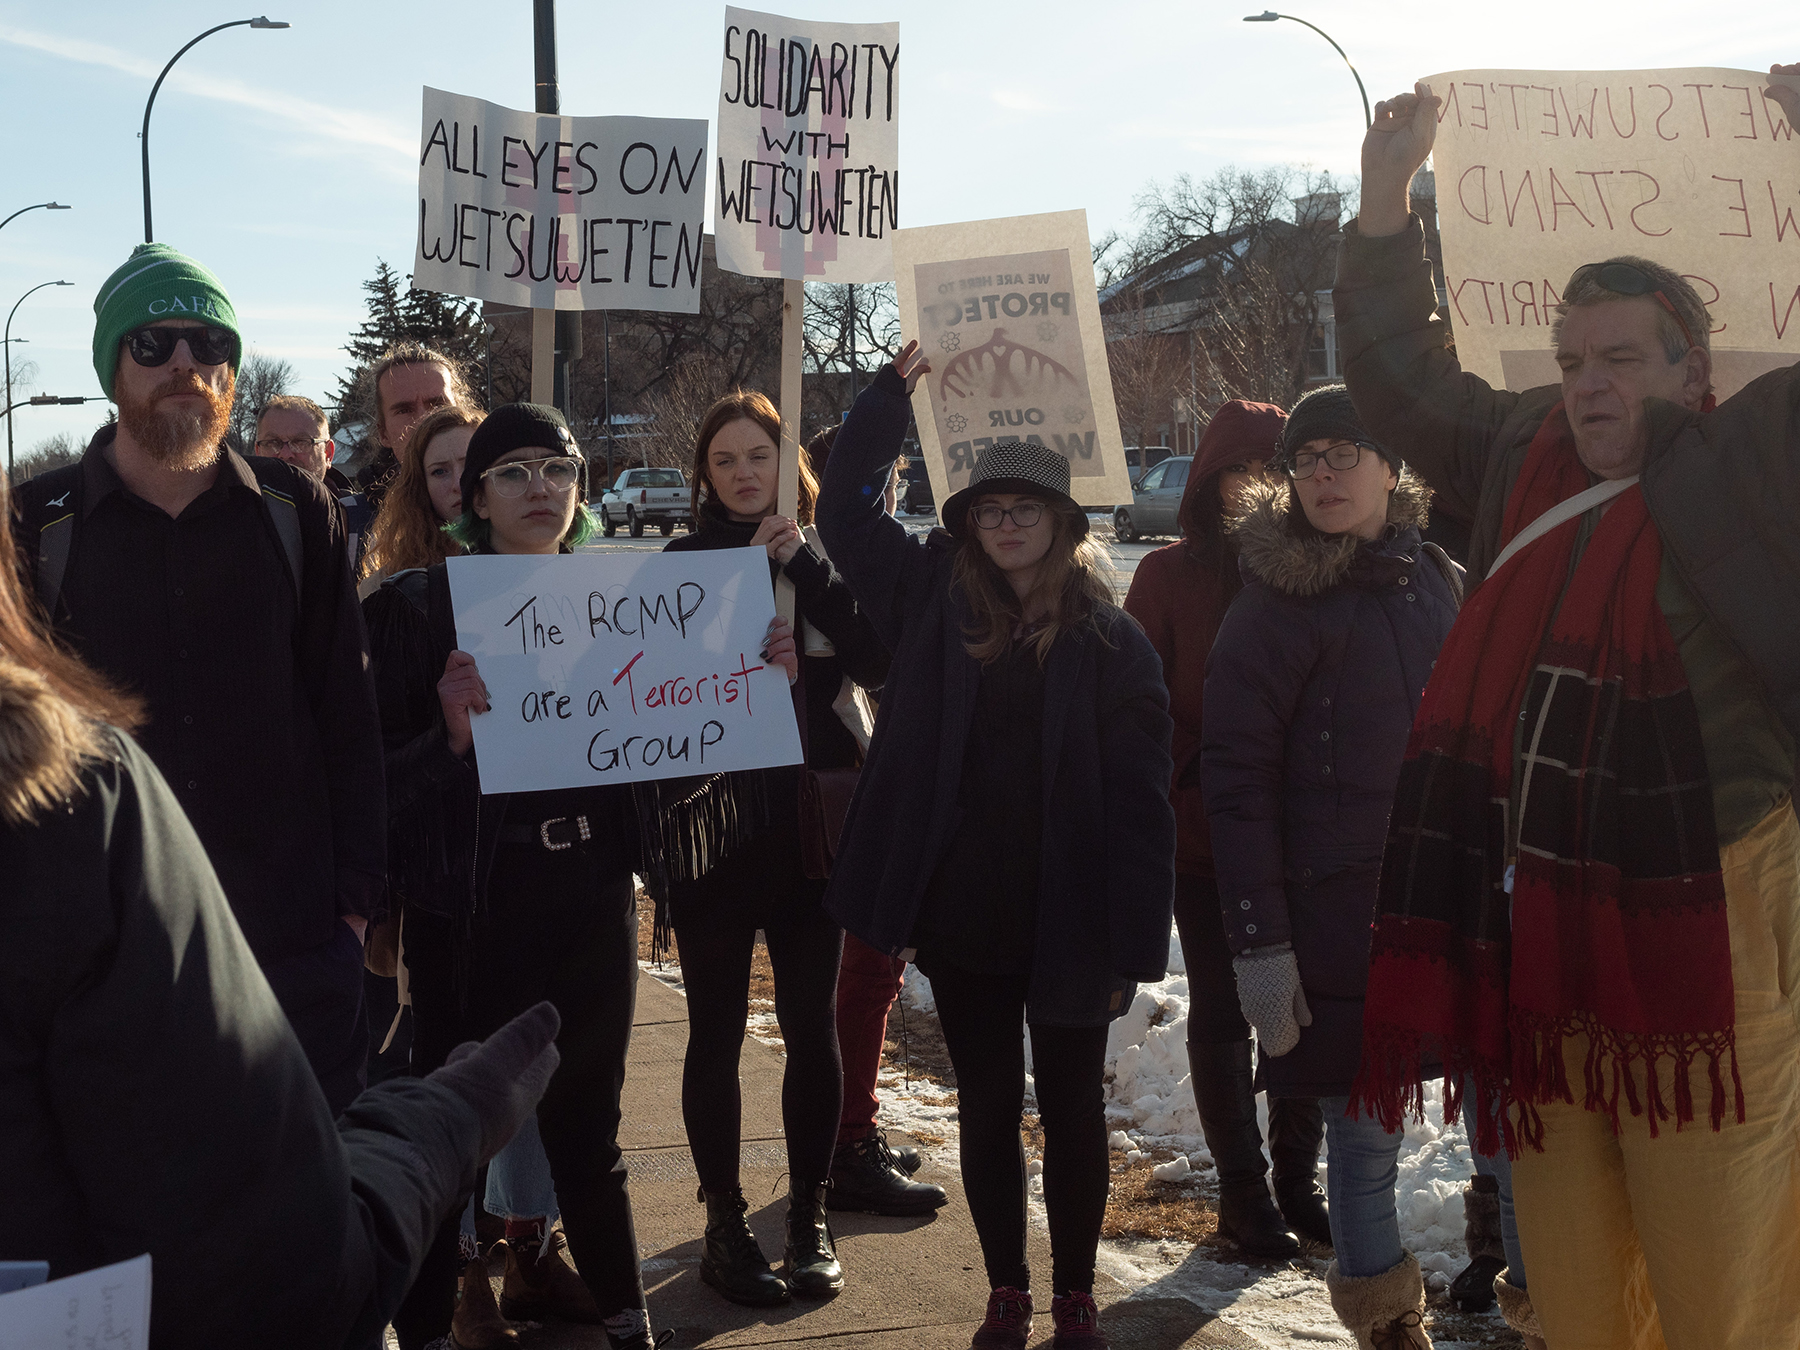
[256,479,305,601]
[25,464,83,620]
[1420,541,1465,611]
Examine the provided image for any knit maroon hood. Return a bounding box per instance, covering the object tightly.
[1177,400,1287,541]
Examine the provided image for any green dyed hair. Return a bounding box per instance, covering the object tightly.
[444,501,599,552]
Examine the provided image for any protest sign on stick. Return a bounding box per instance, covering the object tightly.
[447,548,802,795]
[715,7,900,283]
[414,87,709,316]
[893,210,1133,517]
[1423,67,1800,399]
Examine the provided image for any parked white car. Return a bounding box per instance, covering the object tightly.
[599,467,691,537]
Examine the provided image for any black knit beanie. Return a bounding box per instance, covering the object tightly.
[461,402,580,507]
[1280,385,1395,468]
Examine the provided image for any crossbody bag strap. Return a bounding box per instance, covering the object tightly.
[1487,474,1638,580]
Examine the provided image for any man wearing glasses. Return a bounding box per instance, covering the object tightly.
[10,243,386,1117]
[1333,70,1800,1349]
[253,394,336,482]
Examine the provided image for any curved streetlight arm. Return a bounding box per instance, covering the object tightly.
[6,280,76,480]
[0,202,71,233]
[1246,12,1371,129]
[142,18,288,242]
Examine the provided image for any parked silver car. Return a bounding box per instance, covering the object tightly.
[1112,455,1191,542]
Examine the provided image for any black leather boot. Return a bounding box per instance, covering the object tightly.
[699,1188,790,1307]
[1268,1097,1333,1246]
[783,1182,845,1297]
[1449,1174,1505,1312]
[826,1131,948,1215]
[1190,1037,1300,1259]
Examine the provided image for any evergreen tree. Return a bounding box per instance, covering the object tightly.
[331,261,484,420]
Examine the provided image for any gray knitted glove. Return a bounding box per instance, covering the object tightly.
[1233,944,1312,1057]
[428,1001,561,1163]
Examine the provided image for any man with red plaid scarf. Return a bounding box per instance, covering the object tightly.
[1331,64,1800,1350]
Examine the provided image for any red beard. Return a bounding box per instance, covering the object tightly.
[117,370,235,471]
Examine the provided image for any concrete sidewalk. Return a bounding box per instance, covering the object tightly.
[481,969,1258,1349]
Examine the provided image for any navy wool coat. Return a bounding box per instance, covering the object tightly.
[1201,471,1458,1096]
[816,369,1177,1026]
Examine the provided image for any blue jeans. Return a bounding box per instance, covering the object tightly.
[460,1113,560,1240]
[1319,1095,1405,1279]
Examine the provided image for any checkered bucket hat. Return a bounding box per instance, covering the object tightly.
[941,440,1088,538]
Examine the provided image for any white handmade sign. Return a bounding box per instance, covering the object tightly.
[0,1254,150,1347]
[414,87,708,313]
[446,549,801,794]
[1423,67,1800,398]
[893,210,1134,514]
[715,7,900,281]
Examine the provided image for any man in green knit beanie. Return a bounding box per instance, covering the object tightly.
[91,242,242,398]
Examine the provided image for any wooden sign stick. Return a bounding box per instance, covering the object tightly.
[775,276,803,623]
[530,308,555,405]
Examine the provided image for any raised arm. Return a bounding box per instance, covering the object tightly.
[815,341,939,648]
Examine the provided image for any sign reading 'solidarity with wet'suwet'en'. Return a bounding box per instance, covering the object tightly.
[414,86,709,313]
[447,548,802,794]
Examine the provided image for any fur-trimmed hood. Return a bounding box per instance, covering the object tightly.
[0,658,102,827]
[1226,468,1432,597]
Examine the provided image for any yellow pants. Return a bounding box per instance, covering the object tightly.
[1511,804,1800,1349]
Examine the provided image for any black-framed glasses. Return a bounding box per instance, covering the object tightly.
[971,500,1045,530]
[125,324,238,369]
[1567,262,1699,352]
[255,436,325,455]
[480,456,583,497]
[1285,441,1375,480]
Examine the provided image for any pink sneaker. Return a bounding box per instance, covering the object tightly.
[1050,1290,1109,1348]
[970,1286,1033,1349]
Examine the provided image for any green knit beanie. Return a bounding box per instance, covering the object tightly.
[92,243,242,397]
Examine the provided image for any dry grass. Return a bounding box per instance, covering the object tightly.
[1099,1147,1221,1245]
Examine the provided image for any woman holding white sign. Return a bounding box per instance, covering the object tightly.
[816,344,1177,1350]
[654,389,890,1308]
[368,404,669,1350]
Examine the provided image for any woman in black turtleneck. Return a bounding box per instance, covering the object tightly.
[658,390,889,1309]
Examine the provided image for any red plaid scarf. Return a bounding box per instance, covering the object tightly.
[1354,404,1741,1156]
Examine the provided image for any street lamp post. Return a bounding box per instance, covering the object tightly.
[142,17,290,242]
[1242,11,1371,129]
[0,202,71,234]
[6,281,75,481]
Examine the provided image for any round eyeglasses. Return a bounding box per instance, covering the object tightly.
[481,456,583,497]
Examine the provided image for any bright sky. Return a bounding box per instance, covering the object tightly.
[3,0,1796,453]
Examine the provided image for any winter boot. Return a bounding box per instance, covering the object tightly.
[783,1182,845,1296]
[1268,1096,1333,1246]
[827,1129,949,1215]
[1449,1175,1506,1313]
[699,1187,790,1307]
[1190,1037,1300,1259]
[499,1229,601,1324]
[1325,1254,1433,1350]
[969,1286,1034,1349]
[1494,1269,1547,1350]
[891,1138,924,1174]
[1049,1290,1110,1348]
[450,1255,519,1349]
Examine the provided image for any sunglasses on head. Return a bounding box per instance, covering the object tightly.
[125,325,238,369]
[1568,262,1699,352]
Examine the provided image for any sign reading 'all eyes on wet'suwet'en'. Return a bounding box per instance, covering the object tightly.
[447,548,801,794]
[414,87,709,313]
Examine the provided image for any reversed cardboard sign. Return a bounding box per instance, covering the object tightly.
[414,87,708,313]
[1423,67,1800,398]
[715,7,900,281]
[893,210,1132,514]
[447,548,802,794]
[0,1254,150,1346]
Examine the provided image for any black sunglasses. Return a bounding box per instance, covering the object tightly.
[1567,262,1698,352]
[125,325,238,369]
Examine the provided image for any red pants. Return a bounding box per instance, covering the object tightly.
[836,932,906,1140]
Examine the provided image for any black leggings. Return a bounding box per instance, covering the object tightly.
[927,962,1110,1297]
[671,836,844,1193]
[393,848,642,1349]
[1173,871,1252,1045]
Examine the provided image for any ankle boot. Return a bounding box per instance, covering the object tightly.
[1268,1097,1333,1246]
[451,1256,520,1349]
[1448,1175,1505,1312]
[1190,1037,1300,1259]
[699,1187,790,1307]
[783,1182,845,1297]
[1325,1254,1433,1350]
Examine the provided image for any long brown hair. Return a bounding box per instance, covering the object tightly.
[360,405,485,580]
[0,480,142,822]
[952,498,1113,665]
[689,390,818,526]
